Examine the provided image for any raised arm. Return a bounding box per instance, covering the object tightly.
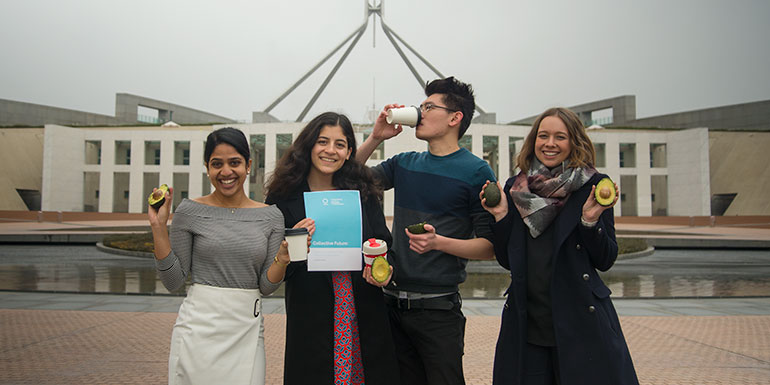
[356,103,404,163]
[148,189,194,292]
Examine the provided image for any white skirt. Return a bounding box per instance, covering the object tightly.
[168,284,265,385]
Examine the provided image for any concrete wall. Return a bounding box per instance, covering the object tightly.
[1,94,236,127]
[667,128,711,215]
[512,96,637,126]
[627,100,770,131]
[0,128,45,210]
[39,123,717,216]
[510,97,770,132]
[42,125,86,212]
[115,94,236,125]
[1,98,118,127]
[709,131,770,215]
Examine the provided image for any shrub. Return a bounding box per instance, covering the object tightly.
[103,232,155,253]
[617,237,648,254]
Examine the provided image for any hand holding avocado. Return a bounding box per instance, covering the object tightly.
[404,222,439,254]
[363,262,393,287]
[147,184,173,227]
[480,180,508,222]
[582,177,619,222]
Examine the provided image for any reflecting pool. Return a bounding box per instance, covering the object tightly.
[0,245,769,299]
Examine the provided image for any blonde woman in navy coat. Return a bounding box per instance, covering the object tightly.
[481,107,638,385]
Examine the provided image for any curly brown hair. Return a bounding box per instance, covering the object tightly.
[265,112,382,202]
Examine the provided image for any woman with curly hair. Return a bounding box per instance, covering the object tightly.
[265,112,399,385]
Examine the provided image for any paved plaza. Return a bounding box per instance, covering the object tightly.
[1,214,769,384]
[1,293,769,384]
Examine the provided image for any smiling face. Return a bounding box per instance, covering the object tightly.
[309,124,351,179]
[534,115,572,168]
[206,143,251,197]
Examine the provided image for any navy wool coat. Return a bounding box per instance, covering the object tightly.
[491,173,639,385]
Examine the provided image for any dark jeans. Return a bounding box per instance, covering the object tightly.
[386,295,466,385]
[523,342,561,385]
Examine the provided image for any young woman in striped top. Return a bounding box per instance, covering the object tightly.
[148,126,290,385]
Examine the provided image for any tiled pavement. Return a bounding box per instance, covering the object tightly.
[1,292,769,384]
[1,215,769,383]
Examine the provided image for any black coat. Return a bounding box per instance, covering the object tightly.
[266,183,400,385]
[491,173,639,385]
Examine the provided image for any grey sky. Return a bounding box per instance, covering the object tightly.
[1,0,769,124]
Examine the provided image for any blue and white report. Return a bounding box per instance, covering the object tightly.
[303,190,362,271]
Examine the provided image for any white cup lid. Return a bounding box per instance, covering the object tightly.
[362,237,387,254]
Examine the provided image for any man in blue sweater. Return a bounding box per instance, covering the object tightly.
[357,76,496,385]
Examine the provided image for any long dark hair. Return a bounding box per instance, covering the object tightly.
[265,112,382,202]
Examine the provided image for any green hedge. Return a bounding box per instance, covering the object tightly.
[103,232,155,253]
[617,237,648,254]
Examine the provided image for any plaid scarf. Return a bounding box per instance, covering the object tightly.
[509,159,596,238]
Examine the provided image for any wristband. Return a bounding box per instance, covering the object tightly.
[580,216,598,228]
[273,255,289,267]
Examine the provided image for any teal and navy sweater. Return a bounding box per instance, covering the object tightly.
[373,148,496,293]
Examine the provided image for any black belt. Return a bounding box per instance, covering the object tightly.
[384,293,460,310]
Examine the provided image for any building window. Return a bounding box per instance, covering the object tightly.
[509,137,522,176]
[142,172,160,214]
[84,172,100,212]
[174,141,190,166]
[483,136,499,178]
[85,140,101,165]
[650,143,667,168]
[173,172,190,211]
[250,135,266,202]
[620,175,638,216]
[115,141,131,165]
[113,172,130,212]
[277,134,293,163]
[651,175,668,216]
[619,143,636,168]
[594,143,606,168]
[144,141,161,165]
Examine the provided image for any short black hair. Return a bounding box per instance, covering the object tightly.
[425,76,476,138]
[204,127,250,164]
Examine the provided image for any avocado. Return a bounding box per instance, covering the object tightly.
[483,183,501,207]
[406,222,427,234]
[371,256,390,283]
[148,184,169,210]
[594,177,616,207]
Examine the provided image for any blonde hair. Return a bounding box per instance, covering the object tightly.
[516,107,596,173]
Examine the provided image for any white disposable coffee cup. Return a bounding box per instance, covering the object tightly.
[285,228,309,262]
[386,106,421,127]
[362,238,387,267]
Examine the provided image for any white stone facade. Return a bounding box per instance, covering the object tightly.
[42,123,710,216]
